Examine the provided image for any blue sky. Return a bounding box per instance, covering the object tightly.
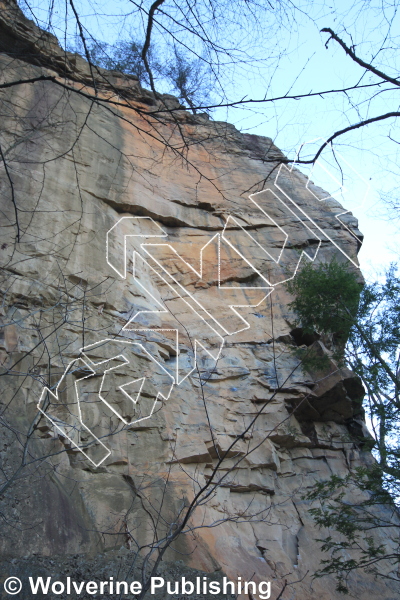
[208,0,400,276]
[24,0,400,276]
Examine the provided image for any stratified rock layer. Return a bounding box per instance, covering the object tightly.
[0,2,398,599]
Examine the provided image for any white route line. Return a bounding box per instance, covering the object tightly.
[286,138,369,261]
[222,189,322,286]
[119,377,146,405]
[141,237,273,336]
[106,216,167,279]
[39,145,367,464]
[274,163,360,268]
[81,338,175,402]
[305,155,368,243]
[75,338,175,463]
[37,358,111,467]
[126,252,226,385]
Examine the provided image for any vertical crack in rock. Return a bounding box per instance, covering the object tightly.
[0,1,398,598]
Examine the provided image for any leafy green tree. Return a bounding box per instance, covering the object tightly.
[71,38,161,88]
[164,48,212,113]
[286,259,400,592]
[72,37,213,113]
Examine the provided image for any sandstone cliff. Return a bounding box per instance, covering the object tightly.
[0,1,398,599]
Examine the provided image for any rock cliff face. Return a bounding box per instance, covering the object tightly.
[0,2,398,599]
